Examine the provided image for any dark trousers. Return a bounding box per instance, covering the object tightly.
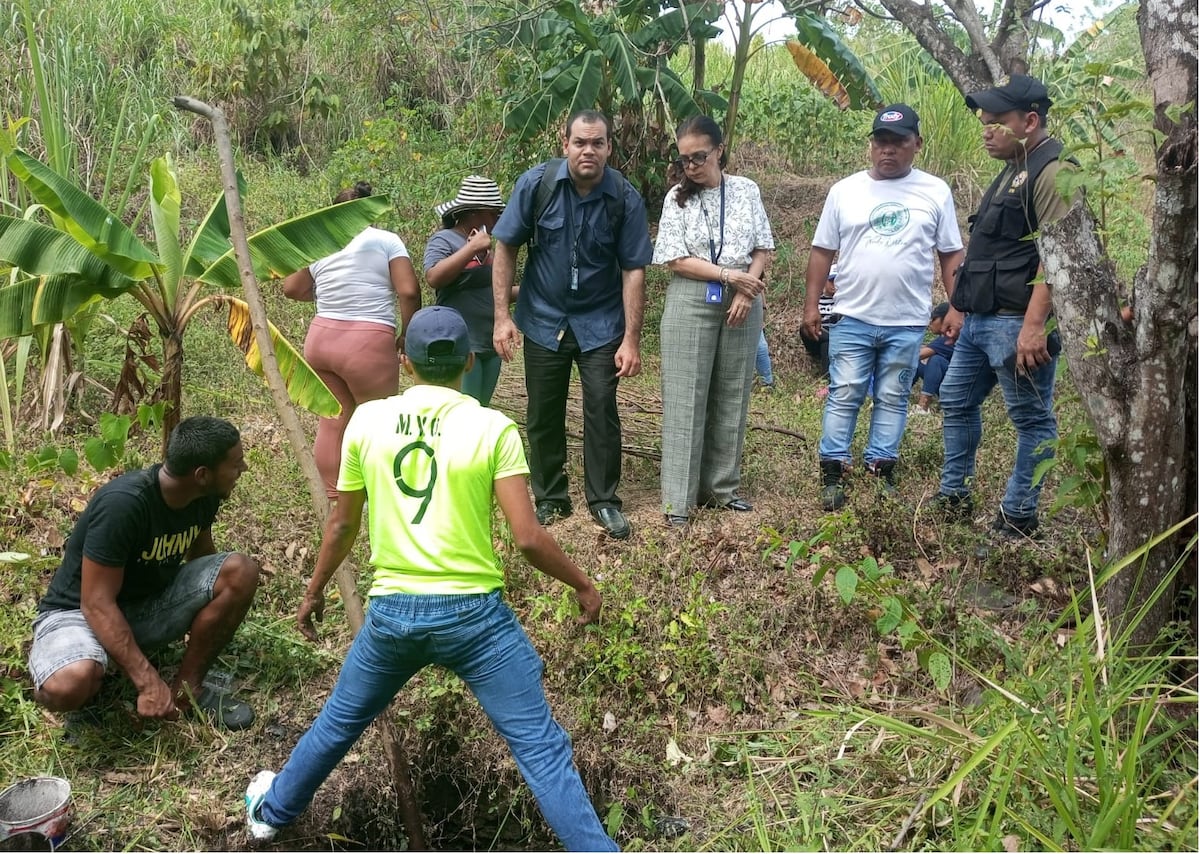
[524,328,622,511]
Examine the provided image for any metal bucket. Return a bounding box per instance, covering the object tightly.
[0,777,72,850]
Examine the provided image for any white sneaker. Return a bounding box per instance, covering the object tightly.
[909,406,933,416]
[245,770,280,842]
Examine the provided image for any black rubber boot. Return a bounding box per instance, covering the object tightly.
[820,460,846,511]
[868,459,899,497]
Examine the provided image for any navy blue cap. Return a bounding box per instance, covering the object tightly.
[404,306,470,365]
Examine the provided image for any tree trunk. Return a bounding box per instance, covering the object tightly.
[1039,204,1188,648]
[1039,0,1198,647]
[159,329,183,456]
[876,0,999,92]
[723,0,757,153]
[693,36,706,102]
[882,0,1197,648]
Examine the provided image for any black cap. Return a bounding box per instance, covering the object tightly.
[871,104,920,138]
[404,306,470,366]
[965,74,1053,114]
[931,301,950,321]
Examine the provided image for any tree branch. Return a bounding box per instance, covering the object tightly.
[875,0,995,92]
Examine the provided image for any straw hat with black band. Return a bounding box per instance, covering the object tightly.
[435,176,506,229]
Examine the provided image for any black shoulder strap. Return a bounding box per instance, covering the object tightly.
[533,159,626,235]
[603,168,626,236]
[1026,137,1065,176]
[1021,138,1065,234]
[534,158,564,223]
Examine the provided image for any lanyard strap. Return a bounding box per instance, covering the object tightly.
[700,179,726,264]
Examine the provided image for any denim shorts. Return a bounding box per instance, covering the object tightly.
[27,552,230,689]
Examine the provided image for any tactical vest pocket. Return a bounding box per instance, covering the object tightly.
[993,256,1037,312]
[978,195,1035,241]
[953,259,998,314]
[998,195,1035,240]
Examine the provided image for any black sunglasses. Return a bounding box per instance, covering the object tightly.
[674,148,717,168]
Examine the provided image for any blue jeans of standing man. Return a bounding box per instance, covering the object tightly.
[939,312,1058,519]
[259,591,617,852]
[818,316,924,465]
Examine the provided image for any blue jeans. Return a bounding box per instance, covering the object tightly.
[916,354,950,398]
[819,316,924,465]
[462,350,502,407]
[261,591,616,852]
[755,329,774,385]
[939,312,1058,518]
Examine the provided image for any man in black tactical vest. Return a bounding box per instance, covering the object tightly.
[936,75,1075,540]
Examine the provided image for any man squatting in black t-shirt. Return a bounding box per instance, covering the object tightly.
[27,416,260,729]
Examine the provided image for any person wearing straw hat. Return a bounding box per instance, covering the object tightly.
[283,182,421,498]
[424,176,510,406]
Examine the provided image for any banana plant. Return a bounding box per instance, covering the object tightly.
[481,0,725,142]
[782,8,882,112]
[0,145,390,448]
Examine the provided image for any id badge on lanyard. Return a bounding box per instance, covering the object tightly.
[702,181,726,304]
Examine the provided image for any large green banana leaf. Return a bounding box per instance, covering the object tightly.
[602,32,641,103]
[554,0,601,49]
[149,156,183,310]
[0,272,120,338]
[505,51,605,139]
[4,150,158,280]
[219,296,341,417]
[197,195,392,287]
[0,274,38,338]
[183,172,248,279]
[0,216,136,337]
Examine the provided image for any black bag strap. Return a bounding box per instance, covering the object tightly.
[530,158,625,246]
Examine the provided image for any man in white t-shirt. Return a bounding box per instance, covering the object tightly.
[802,104,964,510]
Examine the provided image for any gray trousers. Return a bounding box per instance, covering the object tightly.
[659,274,761,514]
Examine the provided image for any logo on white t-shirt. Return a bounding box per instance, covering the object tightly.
[870,202,910,236]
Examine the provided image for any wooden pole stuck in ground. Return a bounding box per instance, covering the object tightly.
[172,95,427,850]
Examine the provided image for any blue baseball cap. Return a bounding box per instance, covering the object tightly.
[404,306,470,365]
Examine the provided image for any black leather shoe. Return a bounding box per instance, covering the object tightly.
[535,500,572,527]
[592,506,631,539]
[665,514,689,529]
[704,496,754,512]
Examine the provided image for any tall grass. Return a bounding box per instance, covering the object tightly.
[711,523,1198,851]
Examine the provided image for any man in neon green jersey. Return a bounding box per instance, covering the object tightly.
[244,306,616,851]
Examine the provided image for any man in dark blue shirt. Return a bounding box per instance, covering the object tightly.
[492,109,654,540]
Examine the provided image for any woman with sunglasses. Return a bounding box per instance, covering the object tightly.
[652,116,775,528]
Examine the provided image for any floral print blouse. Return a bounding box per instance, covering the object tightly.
[653,174,775,270]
